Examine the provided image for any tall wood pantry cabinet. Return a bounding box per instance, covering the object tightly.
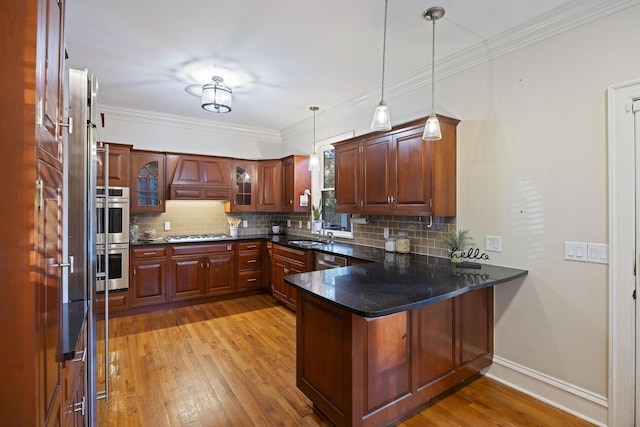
[1,0,72,425]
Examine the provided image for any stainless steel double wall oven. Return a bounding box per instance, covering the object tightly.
[96,186,129,291]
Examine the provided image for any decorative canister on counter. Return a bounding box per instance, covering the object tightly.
[384,237,396,252]
[395,232,410,253]
[229,226,239,237]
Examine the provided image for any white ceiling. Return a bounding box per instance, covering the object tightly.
[64,0,624,132]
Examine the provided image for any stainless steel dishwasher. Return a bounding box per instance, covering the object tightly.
[314,252,348,270]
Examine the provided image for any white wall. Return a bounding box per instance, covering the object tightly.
[90,4,639,422]
[95,105,285,159]
[282,5,639,424]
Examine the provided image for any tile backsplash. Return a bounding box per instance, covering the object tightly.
[132,200,455,258]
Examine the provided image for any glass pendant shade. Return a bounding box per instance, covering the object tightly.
[423,114,442,141]
[202,76,232,113]
[308,106,320,171]
[370,101,392,131]
[308,153,320,171]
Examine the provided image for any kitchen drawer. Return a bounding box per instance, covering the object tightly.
[131,246,167,259]
[238,241,262,251]
[237,250,262,270]
[172,242,235,256]
[273,244,307,263]
[237,270,262,290]
[95,290,129,312]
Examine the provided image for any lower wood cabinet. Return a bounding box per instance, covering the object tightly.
[62,319,87,427]
[130,246,168,307]
[296,287,493,427]
[272,244,312,310]
[237,240,264,291]
[170,243,236,301]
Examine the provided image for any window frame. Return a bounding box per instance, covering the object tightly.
[312,131,354,239]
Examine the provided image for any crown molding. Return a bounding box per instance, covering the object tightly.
[98,104,282,141]
[307,0,639,124]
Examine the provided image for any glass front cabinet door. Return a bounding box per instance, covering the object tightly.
[131,152,166,213]
[227,161,256,212]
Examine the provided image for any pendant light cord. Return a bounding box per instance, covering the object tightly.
[380,0,389,103]
[431,17,436,114]
[313,108,316,154]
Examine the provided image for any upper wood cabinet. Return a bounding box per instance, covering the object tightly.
[334,115,458,217]
[225,160,257,212]
[131,151,166,213]
[167,154,231,200]
[96,142,132,187]
[257,159,282,212]
[282,155,311,212]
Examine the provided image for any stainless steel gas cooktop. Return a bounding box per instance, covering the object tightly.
[164,233,231,243]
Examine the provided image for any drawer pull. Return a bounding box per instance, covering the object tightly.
[247,259,257,263]
[143,252,156,256]
[246,245,257,249]
[247,278,257,282]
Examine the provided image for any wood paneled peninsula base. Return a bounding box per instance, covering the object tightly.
[285,255,527,427]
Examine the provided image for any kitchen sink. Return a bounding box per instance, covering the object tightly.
[287,240,323,248]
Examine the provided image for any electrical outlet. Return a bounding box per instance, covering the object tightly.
[242,220,248,228]
[383,228,389,238]
[298,220,303,228]
[164,221,171,231]
[307,221,311,229]
[485,235,502,252]
[287,219,291,227]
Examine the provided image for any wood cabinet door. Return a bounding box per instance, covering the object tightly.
[96,143,131,187]
[257,160,282,211]
[39,0,64,166]
[391,127,432,214]
[130,258,167,307]
[131,152,165,213]
[361,134,394,214]
[334,140,360,212]
[228,160,257,212]
[282,156,295,210]
[204,251,236,296]
[170,255,204,301]
[37,159,63,426]
[272,256,290,303]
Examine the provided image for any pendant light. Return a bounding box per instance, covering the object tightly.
[370,0,392,131]
[308,106,320,171]
[202,76,232,112]
[422,6,445,141]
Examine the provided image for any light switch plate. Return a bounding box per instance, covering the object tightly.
[565,241,588,262]
[164,221,171,231]
[587,243,608,264]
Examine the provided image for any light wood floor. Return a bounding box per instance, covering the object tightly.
[96,294,594,426]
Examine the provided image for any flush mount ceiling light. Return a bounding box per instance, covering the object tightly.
[308,106,320,171]
[370,0,392,131]
[201,76,232,113]
[422,6,445,141]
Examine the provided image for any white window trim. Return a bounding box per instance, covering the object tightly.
[312,131,354,239]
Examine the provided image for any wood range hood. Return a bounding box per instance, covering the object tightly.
[166,154,232,201]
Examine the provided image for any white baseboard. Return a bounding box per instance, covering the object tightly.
[487,356,608,426]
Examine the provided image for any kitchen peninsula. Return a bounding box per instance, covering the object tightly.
[285,254,527,427]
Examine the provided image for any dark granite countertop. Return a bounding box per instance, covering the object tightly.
[130,233,387,262]
[284,253,528,317]
[62,299,88,361]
